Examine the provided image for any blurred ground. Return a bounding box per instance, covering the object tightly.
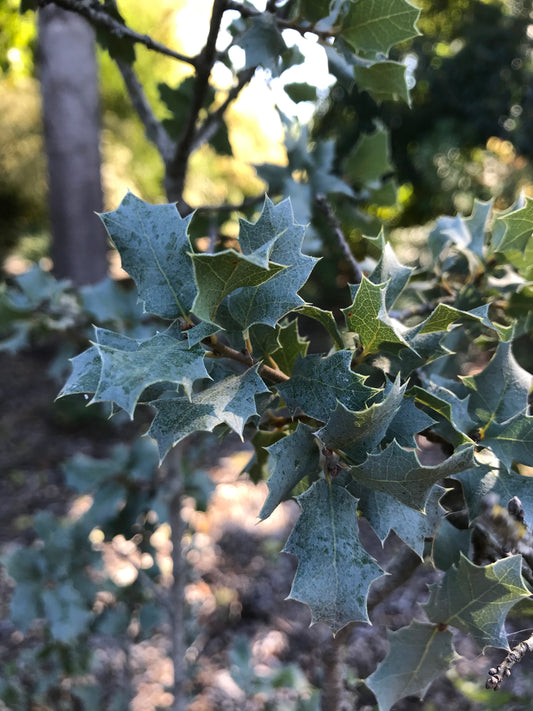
[1,347,533,711]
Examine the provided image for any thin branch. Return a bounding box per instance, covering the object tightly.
[226,1,337,40]
[116,59,174,163]
[315,194,363,284]
[38,0,198,68]
[203,336,290,382]
[486,633,533,690]
[191,67,256,152]
[166,0,227,204]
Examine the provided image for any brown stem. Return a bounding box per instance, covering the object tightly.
[166,0,227,205]
[204,336,290,382]
[315,194,363,284]
[320,626,352,711]
[116,59,174,162]
[487,633,533,690]
[38,0,198,67]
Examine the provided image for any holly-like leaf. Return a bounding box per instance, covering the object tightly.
[482,413,533,469]
[316,377,406,464]
[59,346,102,398]
[493,197,533,254]
[259,423,320,520]
[148,368,269,460]
[99,192,195,320]
[223,199,318,330]
[386,397,436,447]
[464,199,492,257]
[462,340,531,427]
[350,441,476,511]
[283,479,383,632]
[191,245,286,326]
[354,484,445,558]
[341,0,420,55]
[238,13,287,74]
[296,305,344,350]
[453,460,533,522]
[353,60,410,104]
[410,382,476,443]
[366,621,455,711]
[276,350,379,422]
[369,243,413,309]
[343,276,409,354]
[423,554,531,650]
[345,127,393,185]
[92,329,209,418]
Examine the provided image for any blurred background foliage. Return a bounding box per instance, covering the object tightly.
[0,0,532,269]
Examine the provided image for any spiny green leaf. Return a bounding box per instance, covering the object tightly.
[386,397,436,447]
[464,199,492,257]
[296,305,344,350]
[283,479,383,632]
[369,243,413,310]
[316,377,406,464]
[148,368,269,460]
[341,0,420,55]
[411,383,476,444]
[350,442,476,511]
[276,350,379,422]
[483,413,533,469]
[343,276,409,354]
[191,246,285,326]
[92,329,209,418]
[345,127,393,185]
[423,554,531,650]
[453,460,533,522]
[353,483,445,558]
[99,192,195,320]
[366,621,455,711]
[353,60,410,104]
[59,346,102,398]
[259,423,320,520]
[462,340,531,427]
[221,198,318,330]
[238,13,287,74]
[493,197,533,254]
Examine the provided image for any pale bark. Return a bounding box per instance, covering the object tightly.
[38,4,107,285]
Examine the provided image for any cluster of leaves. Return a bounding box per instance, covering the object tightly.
[55,186,533,709]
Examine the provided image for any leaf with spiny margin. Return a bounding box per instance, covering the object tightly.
[341,0,420,54]
[482,413,533,469]
[366,621,455,711]
[353,483,444,558]
[259,423,320,520]
[464,199,492,257]
[99,192,195,320]
[283,479,383,632]
[316,377,406,464]
[343,276,409,354]
[296,305,344,350]
[250,319,309,375]
[453,460,533,522]
[246,428,287,485]
[410,384,476,444]
[191,246,285,326]
[276,350,379,422]
[492,197,533,254]
[239,13,287,74]
[80,278,145,327]
[221,198,318,330]
[462,341,531,428]
[369,243,413,309]
[353,60,410,104]
[386,397,436,447]
[184,320,219,347]
[423,554,531,650]
[345,127,393,185]
[92,329,209,418]
[148,368,269,460]
[350,442,476,511]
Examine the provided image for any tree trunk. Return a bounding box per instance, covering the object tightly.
[38,5,107,286]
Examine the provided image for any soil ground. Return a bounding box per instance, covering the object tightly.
[1,346,533,711]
